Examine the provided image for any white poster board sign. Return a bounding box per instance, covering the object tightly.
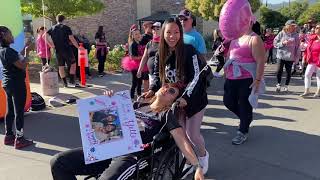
[77,90,143,164]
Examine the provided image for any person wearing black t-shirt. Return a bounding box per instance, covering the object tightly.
[143,18,210,177]
[0,26,33,149]
[95,26,108,77]
[121,25,145,99]
[140,21,153,46]
[50,83,204,180]
[139,21,154,91]
[46,14,81,87]
[137,22,161,84]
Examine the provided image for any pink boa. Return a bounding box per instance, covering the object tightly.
[121,56,148,72]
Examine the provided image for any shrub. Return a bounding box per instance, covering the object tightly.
[106,44,126,72]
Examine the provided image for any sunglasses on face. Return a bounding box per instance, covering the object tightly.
[179,17,188,22]
[168,87,176,95]
[162,84,177,95]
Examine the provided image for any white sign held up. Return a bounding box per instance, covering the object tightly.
[77,90,143,164]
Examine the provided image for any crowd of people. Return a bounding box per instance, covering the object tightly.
[1,2,319,180]
[211,19,320,97]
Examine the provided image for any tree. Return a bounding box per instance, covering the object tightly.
[21,0,105,24]
[185,0,261,21]
[298,2,320,25]
[279,1,308,21]
[259,6,288,28]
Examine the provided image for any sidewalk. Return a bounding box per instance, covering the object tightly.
[0,65,320,180]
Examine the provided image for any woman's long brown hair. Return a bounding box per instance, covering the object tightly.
[159,17,185,84]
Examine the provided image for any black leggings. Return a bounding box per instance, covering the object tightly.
[277,59,294,85]
[41,58,50,66]
[4,85,27,137]
[50,147,139,180]
[223,78,253,134]
[97,54,107,74]
[215,55,225,73]
[130,70,142,99]
[267,48,274,63]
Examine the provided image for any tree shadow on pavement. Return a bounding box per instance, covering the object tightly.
[200,122,320,180]
[205,107,296,122]
[0,109,82,156]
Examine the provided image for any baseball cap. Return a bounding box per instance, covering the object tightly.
[285,20,296,26]
[130,24,138,32]
[143,21,153,27]
[152,22,161,28]
[178,9,192,18]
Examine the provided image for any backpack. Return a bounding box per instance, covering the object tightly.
[31,92,46,111]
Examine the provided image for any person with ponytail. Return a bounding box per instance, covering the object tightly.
[122,25,148,99]
[0,26,33,149]
[36,26,51,66]
[137,22,161,84]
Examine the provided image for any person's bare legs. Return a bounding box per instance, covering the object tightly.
[59,66,68,87]
[69,62,76,84]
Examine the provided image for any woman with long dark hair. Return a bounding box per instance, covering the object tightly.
[95,26,108,77]
[143,17,210,177]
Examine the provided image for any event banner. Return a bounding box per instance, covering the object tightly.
[77,90,143,164]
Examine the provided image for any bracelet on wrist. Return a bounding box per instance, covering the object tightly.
[255,79,261,81]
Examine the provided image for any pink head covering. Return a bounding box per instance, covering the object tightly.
[219,0,255,40]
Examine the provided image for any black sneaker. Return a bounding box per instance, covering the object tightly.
[14,137,34,149]
[62,77,68,88]
[4,134,15,145]
[232,131,248,145]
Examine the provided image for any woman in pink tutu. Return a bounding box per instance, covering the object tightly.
[122,25,145,99]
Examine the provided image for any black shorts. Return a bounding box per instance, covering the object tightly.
[56,50,76,66]
[141,72,149,80]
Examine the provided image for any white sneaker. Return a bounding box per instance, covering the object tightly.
[213,72,222,78]
[181,164,194,179]
[276,84,281,92]
[199,150,209,175]
[283,85,289,92]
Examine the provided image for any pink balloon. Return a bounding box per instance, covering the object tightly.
[219,0,253,40]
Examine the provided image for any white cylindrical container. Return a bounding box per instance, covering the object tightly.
[40,71,59,96]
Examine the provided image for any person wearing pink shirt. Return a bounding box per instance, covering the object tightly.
[264,28,275,64]
[223,21,266,145]
[300,24,320,97]
[36,26,51,66]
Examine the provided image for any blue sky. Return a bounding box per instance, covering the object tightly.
[267,0,290,4]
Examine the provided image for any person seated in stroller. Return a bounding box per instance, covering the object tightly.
[50,82,204,180]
